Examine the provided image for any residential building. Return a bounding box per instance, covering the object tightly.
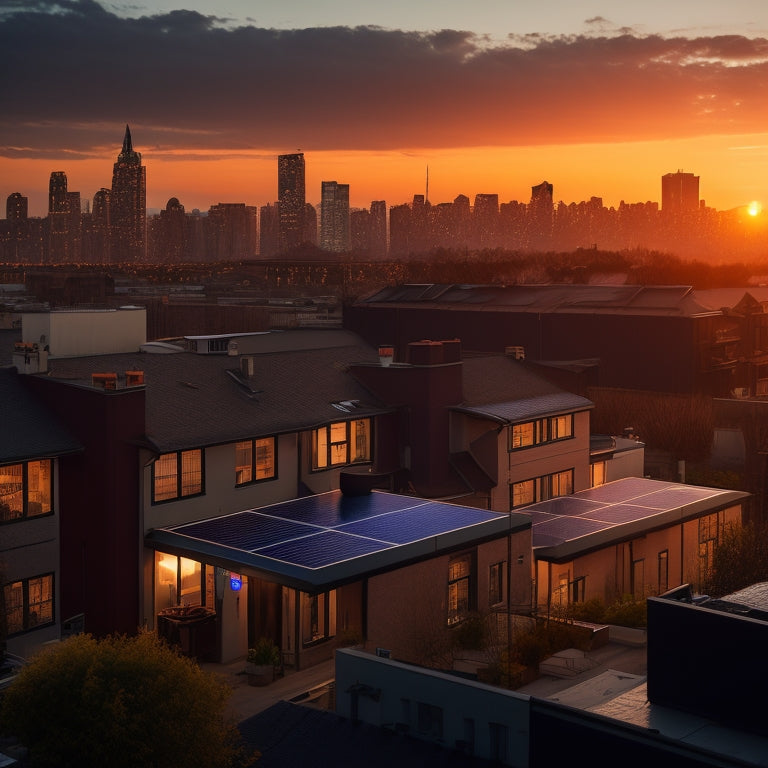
[0,367,82,659]
[110,125,147,263]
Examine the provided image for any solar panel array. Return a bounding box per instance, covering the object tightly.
[529,477,734,548]
[165,491,506,570]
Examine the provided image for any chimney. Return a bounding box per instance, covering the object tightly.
[378,345,394,367]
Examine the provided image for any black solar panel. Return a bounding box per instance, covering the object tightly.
[257,530,395,568]
[159,491,507,574]
[175,512,316,551]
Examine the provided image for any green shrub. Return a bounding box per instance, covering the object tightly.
[604,595,647,628]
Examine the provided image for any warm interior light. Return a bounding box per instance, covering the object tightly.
[748,200,762,216]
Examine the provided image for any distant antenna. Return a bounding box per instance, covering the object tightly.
[425,165,429,204]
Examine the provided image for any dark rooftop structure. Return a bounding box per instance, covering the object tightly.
[0,367,81,463]
[346,283,766,396]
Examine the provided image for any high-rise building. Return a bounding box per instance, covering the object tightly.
[259,203,280,258]
[661,171,700,214]
[6,192,27,222]
[277,152,305,253]
[110,125,146,262]
[47,171,80,263]
[320,181,350,252]
[369,200,387,259]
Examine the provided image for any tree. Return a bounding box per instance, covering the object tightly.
[703,521,768,597]
[0,631,256,768]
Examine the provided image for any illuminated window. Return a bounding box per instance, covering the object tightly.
[235,437,276,486]
[312,419,370,471]
[0,460,52,523]
[447,554,474,626]
[509,414,574,451]
[590,460,607,487]
[3,573,54,635]
[152,449,203,503]
[510,469,574,508]
[154,552,210,612]
[301,590,337,646]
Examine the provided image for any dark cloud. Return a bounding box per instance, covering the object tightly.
[1,0,766,159]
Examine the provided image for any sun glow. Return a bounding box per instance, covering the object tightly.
[747,200,762,216]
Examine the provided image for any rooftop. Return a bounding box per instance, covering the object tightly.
[529,476,750,562]
[146,489,530,592]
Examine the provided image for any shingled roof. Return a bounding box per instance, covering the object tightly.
[38,330,393,453]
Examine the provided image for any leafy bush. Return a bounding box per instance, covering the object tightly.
[604,595,647,628]
[247,637,281,667]
[0,631,256,768]
[567,598,606,624]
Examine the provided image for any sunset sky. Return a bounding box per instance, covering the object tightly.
[1,0,766,217]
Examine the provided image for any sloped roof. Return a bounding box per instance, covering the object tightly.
[38,330,393,453]
[453,355,593,422]
[0,367,82,463]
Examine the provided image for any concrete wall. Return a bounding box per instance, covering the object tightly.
[335,648,531,766]
[22,308,146,358]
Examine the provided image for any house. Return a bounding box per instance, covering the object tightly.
[0,368,81,659]
[527,476,749,609]
[5,307,745,670]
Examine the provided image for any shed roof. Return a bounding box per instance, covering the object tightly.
[530,477,749,563]
[146,489,530,592]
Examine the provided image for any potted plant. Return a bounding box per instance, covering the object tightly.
[245,638,281,686]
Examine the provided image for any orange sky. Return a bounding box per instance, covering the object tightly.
[2,5,767,218]
[3,133,766,218]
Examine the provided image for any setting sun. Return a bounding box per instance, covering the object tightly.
[747,201,763,216]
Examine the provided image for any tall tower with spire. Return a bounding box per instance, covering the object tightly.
[110,125,146,262]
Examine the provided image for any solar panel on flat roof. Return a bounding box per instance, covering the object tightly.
[175,512,317,551]
[147,490,519,589]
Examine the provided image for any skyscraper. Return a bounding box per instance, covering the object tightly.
[320,181,350,252]
[110,125,146,262]
[47,171,79,263]
[661,171,700,214]
[277,152,305,253]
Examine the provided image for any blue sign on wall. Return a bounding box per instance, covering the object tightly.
[229,573,242,591]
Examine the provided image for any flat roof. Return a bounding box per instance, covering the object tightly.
[146,490,530,592]
[530,477,749,563]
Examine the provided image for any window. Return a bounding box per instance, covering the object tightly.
[3,573,54,635]
[235,437,276,485]
[489,722,508,762]
[510,469,574,508]
[152,449,203,503]
[590,460,606,487]
[312,419,371,470]
[570,576,586,603]
[301,590,337,646]
[658,549,669,594]
[448,554,474,626]
[154,553,212,612]
[509,414,573,450]
[0,460,52,523]
[489,561,505,606]
[417,703,443,739]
